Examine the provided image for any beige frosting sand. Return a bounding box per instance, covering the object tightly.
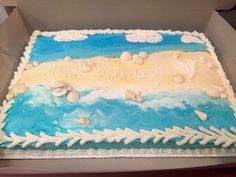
[18,51,225,93]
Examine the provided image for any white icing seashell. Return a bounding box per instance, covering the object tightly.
[76,117,90,126]
[6,93,14,101]
[80,62,92,73]
[51,80,68,89]
[207,89,220,99]
[138,51,148,59]
[13,83,28,95]
[67,90,80,103]
[194,110,207,121]
[26,64,34,70]
[173,74,185,84]
[120,51,132,61]
[173,59,196,79]
[198,56,207,64]
[136,95,144,103]
[132,54,144,65]
[32,61,40,67]
[207,62,216,69]
[125,89,136,101]
[67,86,73,92]
[64,56,73,62]
[52,87,68,97]
[171,52,180,59]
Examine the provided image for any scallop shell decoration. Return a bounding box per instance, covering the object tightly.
[67,90,80,103]
[173,74,185,84]
[120,51,132,61]
[173,59,196,79]
[138,51,148,59]
[132,54,144,65]
[51,80,68,89]
[64,56,73,62]
[76,117,90,126]
[52,87,68,97]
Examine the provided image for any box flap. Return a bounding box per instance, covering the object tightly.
[1,0,235,10]
[205,10,236,90]
[0,8,29,102]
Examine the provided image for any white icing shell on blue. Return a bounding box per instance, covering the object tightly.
[125,31,163,43]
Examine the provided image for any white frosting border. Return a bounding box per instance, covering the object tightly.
[1,29,236,157]
[1,147,236,159]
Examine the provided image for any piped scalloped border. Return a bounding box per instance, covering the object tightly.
[0,29,236,154]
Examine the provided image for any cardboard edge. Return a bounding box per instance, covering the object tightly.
[204,10,236,91]
[0,8,29,102]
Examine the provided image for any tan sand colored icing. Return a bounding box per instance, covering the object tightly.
[18,51,224,94]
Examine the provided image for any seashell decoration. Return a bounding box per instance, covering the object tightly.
[136,95,144,103]
[125,89,136,101]
[173,59,196,79]
[76,117,90,126]
[67,90,80,103]
[79,61,93,73]
[25,64,34,70]
[12,83,28,95]
[132,54,144,65]
[52,87,68,97]
[194,110,208,121]
[32,61,40,67]
[6,93,14,101]
[64,56,73,62]
[173,74,185,84]
[138,51,148,59]
[51,80,68,89]
[67,86,73,92]
[198,56,207,64]
[125,89,145,103]
[120,51,132,61]
[50,80,81,103]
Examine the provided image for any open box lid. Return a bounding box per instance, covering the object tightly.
[0,0,235,31]
[0,0,236,172]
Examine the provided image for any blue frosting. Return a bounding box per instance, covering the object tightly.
[30,33,207,63]
[4,86,236,138]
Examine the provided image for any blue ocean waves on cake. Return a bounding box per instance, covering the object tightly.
[4,85,236,137]
[30,33,207,63]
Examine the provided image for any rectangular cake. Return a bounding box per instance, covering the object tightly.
[1,29,236,158]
